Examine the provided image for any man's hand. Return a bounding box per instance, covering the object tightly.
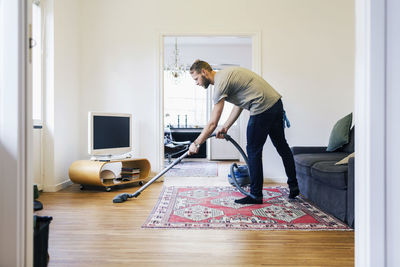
[216,127,228,139]
[188,142,200,155]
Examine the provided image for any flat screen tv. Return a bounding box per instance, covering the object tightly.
[88,112,132,156]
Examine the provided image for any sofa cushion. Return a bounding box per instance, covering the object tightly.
[327,113,353,152]
[294,152,349,176]
[338,127,355,153]
[311,161,349,189]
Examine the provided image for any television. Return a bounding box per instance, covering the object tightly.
[88,112,132,157]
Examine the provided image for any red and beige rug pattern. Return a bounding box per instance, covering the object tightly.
[142,186,352,230]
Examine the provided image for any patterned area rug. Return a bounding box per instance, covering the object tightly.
[143,186,352,230]
[164,161,218,177]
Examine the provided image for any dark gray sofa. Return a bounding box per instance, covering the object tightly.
[291,128,354,227]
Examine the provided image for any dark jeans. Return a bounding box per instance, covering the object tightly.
[246,99,298,197]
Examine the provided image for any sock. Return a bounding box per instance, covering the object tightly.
[289,186,300,199]
[234,196,263,204]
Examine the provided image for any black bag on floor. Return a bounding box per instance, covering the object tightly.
[34,215,53,267]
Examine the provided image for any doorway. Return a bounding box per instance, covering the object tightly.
[161,35,257,167]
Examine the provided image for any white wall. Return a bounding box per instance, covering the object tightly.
[49,0,354,185]
[261,2,355,180]
[42,0,81,191]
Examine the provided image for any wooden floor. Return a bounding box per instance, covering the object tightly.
[36,161,354,267]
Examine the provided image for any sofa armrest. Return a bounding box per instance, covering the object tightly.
[291,146,328,155]
[347,156,355,228]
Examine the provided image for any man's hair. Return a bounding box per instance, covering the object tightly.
[190,60,213,74]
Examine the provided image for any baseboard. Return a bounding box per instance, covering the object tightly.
[264,177,287,184]
[34,184,44,191]
[146,171,165,183]
[42,179,73,192]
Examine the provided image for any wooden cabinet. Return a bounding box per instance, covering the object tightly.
[168,127,206,158]
[69,158,150,191]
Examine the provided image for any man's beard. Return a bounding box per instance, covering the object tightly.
[202,75,211,88]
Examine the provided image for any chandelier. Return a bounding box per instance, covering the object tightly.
[165,37,187,83]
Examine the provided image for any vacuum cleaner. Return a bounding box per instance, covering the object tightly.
[112,133,257,203]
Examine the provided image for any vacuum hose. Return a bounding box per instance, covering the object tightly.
[222,134,257,200]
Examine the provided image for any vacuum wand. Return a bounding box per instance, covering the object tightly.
[113,150,189,203]
[113,134,217,203]
[131,151,188,197]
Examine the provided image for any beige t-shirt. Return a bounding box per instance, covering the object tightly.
[213,67,281,115]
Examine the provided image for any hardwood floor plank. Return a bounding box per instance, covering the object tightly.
[36,162,354,267]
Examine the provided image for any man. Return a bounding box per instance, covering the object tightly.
[188,60,299,204]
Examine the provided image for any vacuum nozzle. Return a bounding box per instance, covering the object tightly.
[112,193,131,203]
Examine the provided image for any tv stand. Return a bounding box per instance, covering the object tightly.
[69,158,150,191]
[90,155,112,161]
[90,152,134,161]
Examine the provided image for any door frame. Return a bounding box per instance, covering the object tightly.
[354,0,384,265]
[155,31,262,172]
[355,0,400,265]
[0,0,33,265]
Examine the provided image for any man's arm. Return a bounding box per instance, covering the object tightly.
[216,105,243,138]
[188,99,225,155]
